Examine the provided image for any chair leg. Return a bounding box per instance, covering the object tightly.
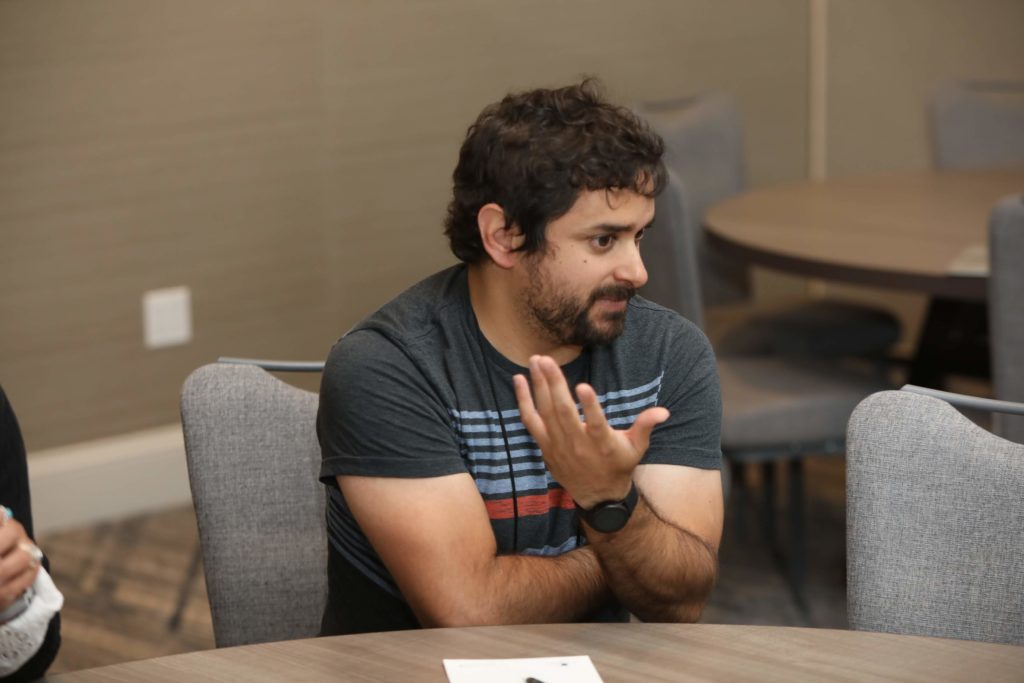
[760,462,778,553]
[168,541,203,631]
[730,461,748,539]
[787,458,810,619]
[759,459,812,623]
[908,298,990,388]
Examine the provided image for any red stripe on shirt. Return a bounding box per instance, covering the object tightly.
[484,488,576,520]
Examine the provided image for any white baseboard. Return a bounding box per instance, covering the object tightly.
[27,424,192,535]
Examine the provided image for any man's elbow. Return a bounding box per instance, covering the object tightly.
[634,591,711,624]
[636,565,717,623]
[671,597,708,623]
[412,598,505,629]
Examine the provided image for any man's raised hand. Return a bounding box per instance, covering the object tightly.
[513,355,669,508]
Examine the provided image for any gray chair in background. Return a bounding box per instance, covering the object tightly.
[180,361,326,647]
[931,80,1024,170]
[656,170,889,614]
[990,195,1024,444]
[635,93,901,359]
[636,93,749,306]
[847,388,1024,644]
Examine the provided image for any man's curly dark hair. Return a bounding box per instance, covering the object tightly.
[444,79,667,263]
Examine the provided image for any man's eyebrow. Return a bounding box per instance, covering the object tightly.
[589,221,654,233]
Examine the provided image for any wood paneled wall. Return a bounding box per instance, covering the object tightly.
[4,1,1020,452]
[2,0,808,450]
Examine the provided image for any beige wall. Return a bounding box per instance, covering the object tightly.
[1,1,338,449]
[2,0,808,451]
[827,0,1024,176]
[3,1,1021,452]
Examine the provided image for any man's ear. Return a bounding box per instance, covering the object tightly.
[477,203,524,269]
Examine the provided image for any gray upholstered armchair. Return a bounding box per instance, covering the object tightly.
[180,361,326,647]
[846,387,1024,644]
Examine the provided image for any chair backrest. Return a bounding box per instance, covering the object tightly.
[931,80,1024,170]
[990,195,1024,444]
[635,93,750,305]
[846,390,1024,644]
[643,168,705,327]
[181,363,326,647]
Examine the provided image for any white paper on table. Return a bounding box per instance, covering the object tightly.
[443,655,604,683]
[946,244,989,277]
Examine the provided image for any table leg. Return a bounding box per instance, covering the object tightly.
[907,298,989,388]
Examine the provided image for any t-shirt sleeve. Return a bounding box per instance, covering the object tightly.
[642,322,722,470]
[317,330,467,485]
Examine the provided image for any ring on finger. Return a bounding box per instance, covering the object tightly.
[17,541,43,567]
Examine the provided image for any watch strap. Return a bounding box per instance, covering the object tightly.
[575,482,639,532]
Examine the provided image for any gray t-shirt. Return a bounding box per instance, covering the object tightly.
[317,265,721,631]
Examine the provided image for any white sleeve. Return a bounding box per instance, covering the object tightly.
[0,568,64,676]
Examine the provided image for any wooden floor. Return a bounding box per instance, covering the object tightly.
[40,507,215,674]
[38,456,848,675]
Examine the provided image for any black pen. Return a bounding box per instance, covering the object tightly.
[525,678,546,683]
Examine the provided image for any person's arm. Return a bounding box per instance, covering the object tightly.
[585,464,721,622]
[0,517,41,619]
[513,355,723,623]
[338,472,609,627]
[318,333,610,628]
[1,385,62,680]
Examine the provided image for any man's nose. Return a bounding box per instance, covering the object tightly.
[615,243,648,289]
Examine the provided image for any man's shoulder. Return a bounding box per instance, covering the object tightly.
[324,265,469,379]
[344,265,468,346]
[623,295,709,349]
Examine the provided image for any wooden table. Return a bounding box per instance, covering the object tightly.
[704,169,1024,302]
[43,623,1024,682]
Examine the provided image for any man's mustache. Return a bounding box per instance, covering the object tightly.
[589,284,636,303]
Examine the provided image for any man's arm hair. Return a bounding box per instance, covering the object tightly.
[510,354,724,624]
[339,473,610,627]
[584,464,722,623]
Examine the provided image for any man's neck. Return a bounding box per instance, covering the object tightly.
[466,263,582,368]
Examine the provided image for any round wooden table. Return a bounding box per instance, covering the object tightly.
[704,169,1024,301]
[43,623,1024,682]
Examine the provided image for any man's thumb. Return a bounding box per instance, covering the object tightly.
[629,407,670,448]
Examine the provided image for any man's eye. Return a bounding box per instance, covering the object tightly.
[635,228,646,242]
[593,235,615,249]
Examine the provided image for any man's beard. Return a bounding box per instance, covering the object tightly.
[522,261,635,348]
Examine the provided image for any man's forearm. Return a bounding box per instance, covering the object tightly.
[423,545,609,627]
[586,493,717,623]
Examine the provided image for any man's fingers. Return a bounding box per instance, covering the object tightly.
[513,374,548,444]
[628,407,670,451]
[537,356,584,426]
[577,383,609,432]
[538,356,572,397]
[528,357,554,418]
[529,357,578,443]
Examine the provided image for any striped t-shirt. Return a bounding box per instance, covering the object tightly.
[317,265,721,631]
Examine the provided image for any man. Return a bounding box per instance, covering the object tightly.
[317,80,722,635]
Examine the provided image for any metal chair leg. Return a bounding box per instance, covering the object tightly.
[787,458,810,619]
[168,541,203,631]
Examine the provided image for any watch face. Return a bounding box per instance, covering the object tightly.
[592,504,630,533]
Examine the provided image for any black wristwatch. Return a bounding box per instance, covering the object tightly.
[575,482,639,533]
